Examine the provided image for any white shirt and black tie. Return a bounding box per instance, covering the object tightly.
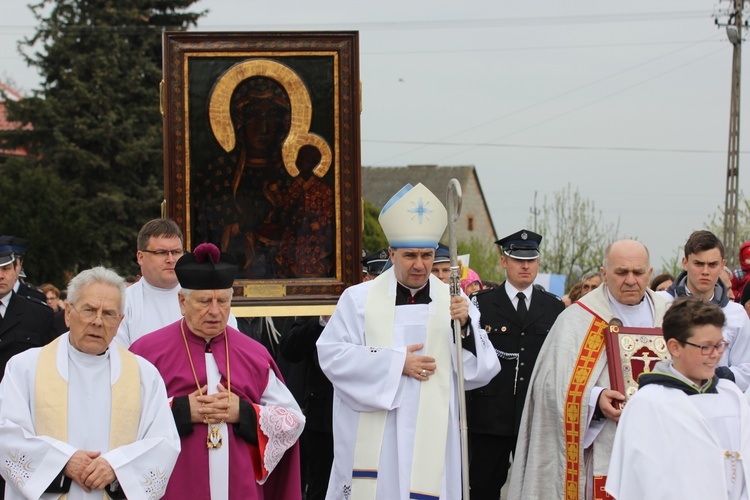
[504,283,532,321]
[0,292,11,323]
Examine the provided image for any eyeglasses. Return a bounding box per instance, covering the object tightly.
[681,339,730,356]
[141,249,184,258]
[70,304,121,326]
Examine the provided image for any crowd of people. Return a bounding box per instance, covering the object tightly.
[3,180,750,499]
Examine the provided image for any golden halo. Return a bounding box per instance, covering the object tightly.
[208,59,332,178]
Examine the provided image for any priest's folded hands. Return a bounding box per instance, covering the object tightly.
[63,450,116,493]
[81,454,117,491]
[190,383,241,424]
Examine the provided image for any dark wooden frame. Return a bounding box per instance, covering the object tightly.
[162,31,361,312]
[604,325,669,404]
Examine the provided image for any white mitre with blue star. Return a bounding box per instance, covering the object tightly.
[378,183,447,248]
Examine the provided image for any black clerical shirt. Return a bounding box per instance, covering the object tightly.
[394,280,476,355]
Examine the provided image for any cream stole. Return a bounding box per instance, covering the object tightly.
[351,271,451,499]
[34,336,141,499]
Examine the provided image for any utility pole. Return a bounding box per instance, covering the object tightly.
[530,190,539,232]
[715,0,748,268]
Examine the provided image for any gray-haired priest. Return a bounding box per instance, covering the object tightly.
[0,267,180,499]
[130,243,304,500]
[317,183,500,499]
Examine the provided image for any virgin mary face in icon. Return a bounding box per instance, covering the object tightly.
[230,76,292,166]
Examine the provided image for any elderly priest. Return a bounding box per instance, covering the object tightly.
[317,183,500,499]
[0,267,181,499]
[130,243,304,500]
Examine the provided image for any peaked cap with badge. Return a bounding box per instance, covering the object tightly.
[0,236,16,267]
[495,229,542,260]
[361,249,390,276]
[378,183,447,248]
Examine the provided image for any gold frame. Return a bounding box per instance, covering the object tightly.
[162,32,361,316]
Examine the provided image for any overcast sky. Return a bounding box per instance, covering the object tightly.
[1,0,747,273]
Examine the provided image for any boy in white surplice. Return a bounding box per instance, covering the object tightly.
[607,297,750,500]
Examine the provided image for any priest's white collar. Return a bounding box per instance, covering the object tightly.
[398,280,428,296]
[67,336,111,363]
[606,287,654,328]
[54,333,121,384]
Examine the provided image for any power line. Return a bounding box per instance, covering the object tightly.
[364,39,721,56]
[430,45,728,163]
[0,10,711,34]
[0,34,720,55]
[195,10,710,31]
[364,139,742,155]
[371,36,721,165]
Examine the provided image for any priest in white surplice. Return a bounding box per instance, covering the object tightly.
[317,183,500,500]
[0,267,180,499]
[607,297,750,499]
[115,218,236,348]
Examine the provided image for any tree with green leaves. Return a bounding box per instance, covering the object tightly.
[0,0,203,286]
[657,246,684,279]
[362,198,388,254]
[0,160,86,286]
[532,183,621,289]
[457,236,504,284]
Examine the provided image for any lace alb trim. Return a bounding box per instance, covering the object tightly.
[257,405,303,484]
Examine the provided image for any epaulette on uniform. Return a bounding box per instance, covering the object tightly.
[16,292,50,308]
[470,287,494,310]
[18,282,48,305]
[470,287,494,300]
[539,289,563,302]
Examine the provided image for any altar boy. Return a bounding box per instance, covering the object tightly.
[607,297,750,499]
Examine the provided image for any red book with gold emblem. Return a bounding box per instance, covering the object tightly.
[605,325,669,405]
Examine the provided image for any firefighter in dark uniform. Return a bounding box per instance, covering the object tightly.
[467,229,565,499]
